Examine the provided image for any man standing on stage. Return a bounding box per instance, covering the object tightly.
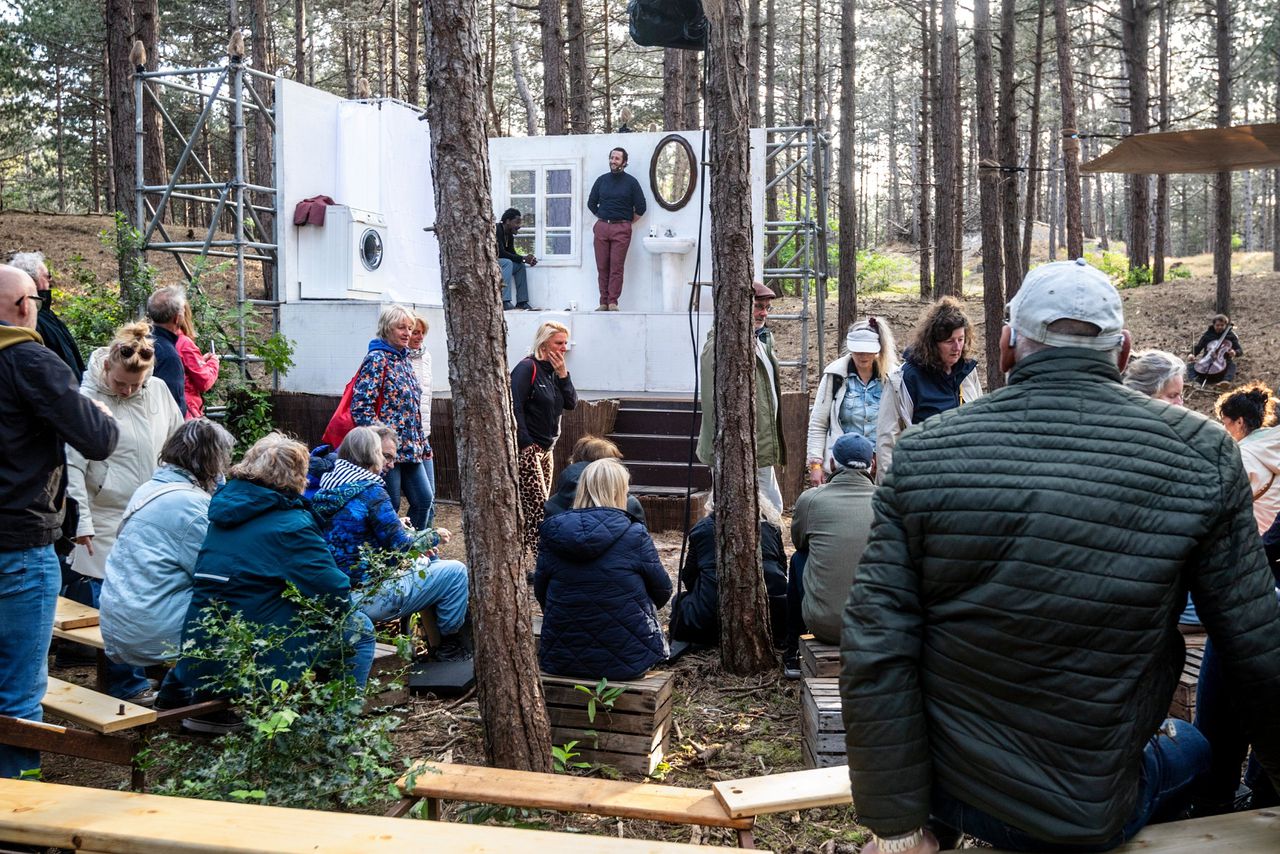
[587,147,646,311]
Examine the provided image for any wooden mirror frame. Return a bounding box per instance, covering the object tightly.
[649,134,698,212]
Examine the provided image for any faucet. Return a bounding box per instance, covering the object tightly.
[664,227,675,238]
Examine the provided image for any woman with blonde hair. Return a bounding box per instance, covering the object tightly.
[535,459,670,680]
[406,313,435,492]
[64,321,184,704]
[174,433,376,713]
[175,300,220,419]
[352,304,433,528]
[876,297,983,482]
[511,320,577,556]
[806,316,898,484]
[544,434,646,523]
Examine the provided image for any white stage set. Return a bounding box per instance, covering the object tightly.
[274,79,767,398]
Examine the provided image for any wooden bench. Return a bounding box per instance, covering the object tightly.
[941,806,1280,852]
[391,760,759,848]
[543,670,674,774]
[800,677,844,769]
[42,676,156,734]
[798,634,840,679]
[54,595,99,629]
[712,765,852,817]
[1169,645,1206,722]
[0,778,719,853]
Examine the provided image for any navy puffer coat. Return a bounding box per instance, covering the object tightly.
[535,506,672,680]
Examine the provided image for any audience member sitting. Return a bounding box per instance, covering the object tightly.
[174,433,376,713]
[1215,382,1280,535]
[535,458,671,680]
[312,425,471,661]
[304,443,337,500]
[1187,313,1243,387]
[1121,349,1186,406]
[99,419,235,686]
[781,433,876,678]
[669,489,788,648]
[545,435,646,525]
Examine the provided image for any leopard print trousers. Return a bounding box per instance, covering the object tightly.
[518,444,555,557]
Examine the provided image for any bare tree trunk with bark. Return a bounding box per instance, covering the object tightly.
[748,0,762,125]
[933,0,960,297]
[1019,0,1045,287]
[106,0,134,292]
[975,0,1004,390]
[508,3,539,136]
[682,52,702,129]
[918,0,933,300]
[1213,0,1232,313]
[407,0,420,104]
[996,0,1019,295]
[1053,0,1083,259]
[837,0,857,336]
[703,0,775,677]
[295,0,306,80]
[1274,13,1279,272]
[249,0,275,293]
[134,0,165,220]
[422,0,553,771]
[1153,0,1171,282]
[663,50,686,130]
[1120,0,1150,272]
[539,0,568,134]
[566,0,590,132]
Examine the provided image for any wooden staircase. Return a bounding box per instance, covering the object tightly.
[609,399,710,531]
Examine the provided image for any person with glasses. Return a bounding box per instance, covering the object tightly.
[9,250,85,382]
[0,264,118,780]
[311,426,471,662]
[64,320,184,706]
[1121,350,1186,407]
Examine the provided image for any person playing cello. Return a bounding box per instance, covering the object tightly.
[1187,313,1243,388]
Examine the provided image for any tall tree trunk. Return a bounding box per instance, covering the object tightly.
[507,3,539,136]
[918,0,933,301]
[54,64,66,212]
[1153,0,1171,282]
[1120,0,1151,272]
[601,0,613,131]
[813,0,823,125]
[682,52,702,129]
[1052,0,1083,258]
[887,73,900,241]
[539,0,568,134]
[343,27,355,98]
[837,0,857,335]
[294,0,306,80]
[764,0,777,249]
[1213,0,1232,313]
[748,0,762,125]
[702,0,774,677]
[996,0,1020,295]
[1273,14,1279,272]
[1019,0,1045,283]
[422,0,553,771]
[975,0,1004,390]
[566,0,589,132]
[134,0,164,221]
[933,0,960,297]
[390,0,400,99]
[91,99,103,213]
[249,0,275,292]
[1048,125,1060,261]
[663,50,686,130]
[407,0,420,103]
[106,0,134,243]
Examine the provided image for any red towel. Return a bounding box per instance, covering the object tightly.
[293,195,337,226]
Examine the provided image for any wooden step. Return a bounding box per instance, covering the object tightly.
[625,460,711,490]
[612,408,702,436]
[42,677,156,734]
[610,433,701,464]
[617,398,700,412]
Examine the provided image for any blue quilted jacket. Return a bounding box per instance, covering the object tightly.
[311,458,414,587]
[535,507,672,680]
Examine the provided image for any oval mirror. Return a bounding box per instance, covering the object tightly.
[650,134,697,212]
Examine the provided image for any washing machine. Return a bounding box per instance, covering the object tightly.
[297,205,388,300]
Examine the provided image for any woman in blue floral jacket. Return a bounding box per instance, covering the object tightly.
[352,304,432,528]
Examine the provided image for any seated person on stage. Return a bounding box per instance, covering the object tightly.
[781,433,877,678]
[496,207,539,311]
[544,434,646,526]
[173,433,376,705]
[669,489,788,648]
[312,425,471,662]
[535,458,671,681]
[1187,313,1243,386]
[98,419,234,704]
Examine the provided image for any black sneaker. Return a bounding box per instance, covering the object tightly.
[515,302,542,311]
[431,635,473,663]
[182,709,245,735]
[503,301,516,311]
[782,651,802,680]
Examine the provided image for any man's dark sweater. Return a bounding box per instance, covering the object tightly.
[495,222,524,264]
[150,324,187,415]
[37,304,85,383]
[587,171,647,222]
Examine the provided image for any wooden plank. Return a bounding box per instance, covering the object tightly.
[954,806,1280,853]
[0,778,724,853]
[53,623,105,650]
[551,722,667,756]
[799,635,840,679]
[41,677,155,734]
[54,597,99,630]
[712,766,853,818]
[541,672,673,714]
[549,696,673,736]
[0,715,136,766]
[397,761,753,830]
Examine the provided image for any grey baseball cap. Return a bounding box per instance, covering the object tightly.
[1009,258,1125,350]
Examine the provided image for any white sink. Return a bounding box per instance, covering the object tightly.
[642,236,696,255]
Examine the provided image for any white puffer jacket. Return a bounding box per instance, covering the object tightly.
[65,348,184,579]
[1239,425,1280,535]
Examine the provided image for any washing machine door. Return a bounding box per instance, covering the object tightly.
[359,227,384,271]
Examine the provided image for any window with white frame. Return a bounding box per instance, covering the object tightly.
[505,162,579,264]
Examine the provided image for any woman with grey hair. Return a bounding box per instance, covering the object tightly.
[9,249,84,379]
[1121,350,1185,406]
[99,419,235,673]
[351,304,433,529]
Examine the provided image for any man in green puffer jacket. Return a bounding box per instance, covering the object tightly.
[841,259,1280,853]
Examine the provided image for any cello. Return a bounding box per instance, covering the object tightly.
[1193,322,1235,380]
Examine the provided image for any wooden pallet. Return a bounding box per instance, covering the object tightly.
[1169,646,1206,722]
[800,678,845,769]
[798,635,840,679]
[543,671,674,775]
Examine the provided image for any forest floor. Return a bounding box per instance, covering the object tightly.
[11,208,1280,851]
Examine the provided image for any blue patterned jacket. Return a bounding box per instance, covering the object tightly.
[351,339,427,462]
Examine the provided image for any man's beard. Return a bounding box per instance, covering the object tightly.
[38,290,52,311]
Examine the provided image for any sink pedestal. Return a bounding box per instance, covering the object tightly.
[641,236,696,312]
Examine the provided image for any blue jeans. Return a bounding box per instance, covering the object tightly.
[385,459,435,530]
[499,258,529,305]
[354,557,469,635]
[930,719,1210,852]
[0,546,60,779]
[343,609,376,689]
[1194,638,1280,808]
[72,577,150,701]
[784,549,809,653]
